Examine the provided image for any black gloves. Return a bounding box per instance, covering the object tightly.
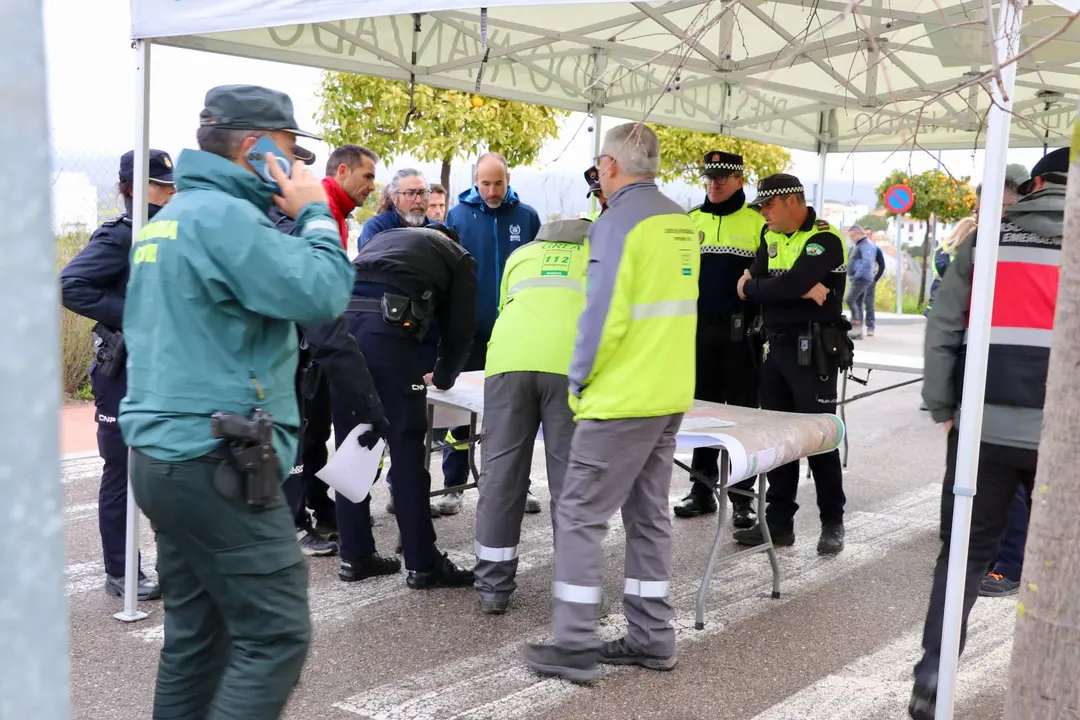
[356,416,390,450]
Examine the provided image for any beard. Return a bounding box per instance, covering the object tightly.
[400,209,428,227]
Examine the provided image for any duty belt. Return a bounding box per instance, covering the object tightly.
[347,297,383,314]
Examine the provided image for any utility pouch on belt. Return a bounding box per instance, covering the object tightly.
[380,291,433,337]
[210,408,280,506]
[298,359,321,400]
[730,314,745,343]
[812,322,855,374]
[91,323,126,379]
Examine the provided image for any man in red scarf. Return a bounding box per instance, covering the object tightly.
[321,145,379,248]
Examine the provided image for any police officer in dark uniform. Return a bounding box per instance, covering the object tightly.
[59,148,176,601]
[344,224,479,588]
[734,173,850,556]
[675,151,764,528]
[269,164,394,568]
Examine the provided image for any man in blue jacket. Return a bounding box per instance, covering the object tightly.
[844,225,876,339]
[357,168,434,248]
[442,152,541,515]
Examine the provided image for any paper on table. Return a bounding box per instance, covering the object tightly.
[315,423,385,503]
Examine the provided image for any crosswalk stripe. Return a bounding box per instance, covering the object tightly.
[332,483,943,719]
[747,597,1016,719]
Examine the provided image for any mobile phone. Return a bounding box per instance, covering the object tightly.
[245,136,292,192]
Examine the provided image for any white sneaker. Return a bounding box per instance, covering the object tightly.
[435,491,463,516]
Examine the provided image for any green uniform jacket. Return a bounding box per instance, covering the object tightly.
[569,181,700,420]
[485,219,591,378]
[119,149,356,481]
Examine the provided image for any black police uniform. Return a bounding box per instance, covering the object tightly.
[736,175,849,555]
[347,226,479,587]
[58,148,174,601]
[677,151,762,526]
[271,207,399,576]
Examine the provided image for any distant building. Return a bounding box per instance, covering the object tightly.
[820,201,869,230]
[51,172,98,236]
[886,215,964,250]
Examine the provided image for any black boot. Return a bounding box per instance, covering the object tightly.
[730,500,757,529]
[817,523,845,555]
[521,643,600,684]
[406,551,474,589]
[339,553,401,582]
[673,487,718,518]
[732,522,795,547]
[908,674,937,720]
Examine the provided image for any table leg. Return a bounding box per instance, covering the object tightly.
[695,451,729,630]
[758,473,782,599]
[840,372,849,467]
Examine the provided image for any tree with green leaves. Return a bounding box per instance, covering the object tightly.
[648,124,792,187]
[855,213,889,232]
[317,73,567,195]
[876,169,976,305]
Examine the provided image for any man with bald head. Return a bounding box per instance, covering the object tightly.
[442,152,542,513]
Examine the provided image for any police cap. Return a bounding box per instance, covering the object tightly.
[1018,146,1068,195]
[584,165,602,197]
[201,84,320,164]
[702,150,744,178]
[119,149,175,185]
[749,173,805,209]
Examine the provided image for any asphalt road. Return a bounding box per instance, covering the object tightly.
[62,320,1016,720]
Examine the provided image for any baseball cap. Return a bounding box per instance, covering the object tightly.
[119,149,174,185]
[201,84,319,164]
[1018,146,1068,195]
[749,173,805,209]
[702,150,744,178]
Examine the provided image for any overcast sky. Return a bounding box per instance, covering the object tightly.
[43,0,1052,193]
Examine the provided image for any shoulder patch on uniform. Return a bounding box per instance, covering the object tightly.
[768,241,778,258]
[698,230,705,245]
[805,243,825,256]
[814,219,830,230]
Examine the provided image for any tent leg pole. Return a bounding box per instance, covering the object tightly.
[814,146,827,215]
[115,38,152,624]
[1,1,73,715]
[935,1,1023,716]
[590,111,603,216]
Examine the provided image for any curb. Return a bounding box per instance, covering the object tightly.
[62,450,100,463]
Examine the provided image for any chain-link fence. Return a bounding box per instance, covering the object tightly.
[53,149,126,400]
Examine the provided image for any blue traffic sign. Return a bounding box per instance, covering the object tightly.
[884,184,915,214]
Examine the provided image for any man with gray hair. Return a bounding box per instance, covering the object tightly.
[358,168,434,247]
[522,122,699,682]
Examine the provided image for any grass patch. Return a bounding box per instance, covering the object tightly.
[57,231,97,399]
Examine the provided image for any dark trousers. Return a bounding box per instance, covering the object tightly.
[993,487,1030,581]
[130,449,310,719]
[91,365,139,578]
[342,311,439,572]
[758,339,845,533]
[442,333,488,489]
[690,314,758,503]
[283,376,336,530]
[916,441,1037,680]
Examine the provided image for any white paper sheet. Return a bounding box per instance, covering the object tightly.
[315,424,385,503]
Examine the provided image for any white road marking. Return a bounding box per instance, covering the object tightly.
[64,502,99,521]
[332,483,943,719]
[62,457,103,484]
[66,547,158,596]
[747,597,1016,720]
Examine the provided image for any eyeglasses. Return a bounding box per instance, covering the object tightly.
[396,189,430,199]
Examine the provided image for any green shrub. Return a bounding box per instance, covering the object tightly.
[873,277,927,316]
[57,231,96,399]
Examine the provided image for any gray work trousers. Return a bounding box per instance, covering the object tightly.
[552,414,682,657]
[474,371,576,600]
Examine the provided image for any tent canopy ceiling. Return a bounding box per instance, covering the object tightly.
[132,0,1079,153]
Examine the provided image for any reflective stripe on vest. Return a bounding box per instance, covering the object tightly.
[630,298,697,320]
[959,224,1060,409]
[765,221,847,276]
[508,275,584,296]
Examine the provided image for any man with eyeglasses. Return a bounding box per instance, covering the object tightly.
[675,151,764,529]
[358,168,436,248]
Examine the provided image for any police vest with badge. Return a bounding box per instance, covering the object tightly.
[743,173,853,374]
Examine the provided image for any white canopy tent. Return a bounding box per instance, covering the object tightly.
[121,2,1078,719]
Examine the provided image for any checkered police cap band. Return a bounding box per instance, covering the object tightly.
[755,184,804,199]
[704,160,743,172]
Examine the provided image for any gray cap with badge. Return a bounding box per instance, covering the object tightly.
[200,84,320,165]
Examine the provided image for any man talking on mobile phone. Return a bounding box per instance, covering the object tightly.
[119,84,355,720]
